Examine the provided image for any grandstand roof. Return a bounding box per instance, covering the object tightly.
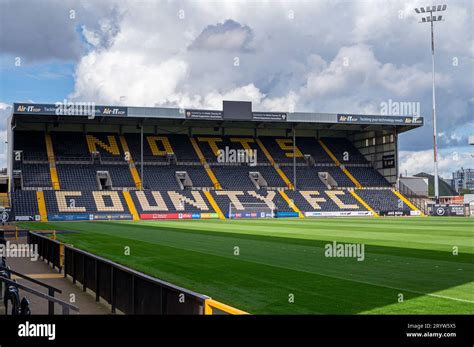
[10,102,423,133]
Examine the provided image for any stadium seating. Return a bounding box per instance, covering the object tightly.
[11,130,417,220]
[285,190,366,213]
[290,137,333,163]
[323,166,355,187]
[43,190,133,220]
[258,136,306,164]
[355,189,411,214]
[211,165,285,189]
[347,167,390,187]
[195,136,263,163]
[281,166,327,189]
[11,191,39,219]
[56,164,135,189]
[321,137,367,164]
[14,163,51,188]
[14,131,48,160]
[131,190,213,215]
[51,132,91,160]
[210,189,294,217]
[142,164,213,190]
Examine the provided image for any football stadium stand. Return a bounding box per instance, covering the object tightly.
[4,102,425,221]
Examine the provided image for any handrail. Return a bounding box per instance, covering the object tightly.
[64,244,209,300]
[0,276,79,314]
[204,298,249,315]
[29,231,248,314]
[0,266,61,293]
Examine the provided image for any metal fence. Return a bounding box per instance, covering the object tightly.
[63,245,208,314]
[27,231,63,271]
[27,231,248,315]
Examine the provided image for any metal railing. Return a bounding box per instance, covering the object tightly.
[28,231,63,271]
[64,245,208,314]
[0,266,70,314]
[0,276,79,315]
[398,181,429,213]
[27,231,248,315]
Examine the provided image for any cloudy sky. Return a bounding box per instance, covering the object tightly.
[0,0,472,178]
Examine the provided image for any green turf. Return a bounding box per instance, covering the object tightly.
[18,217,474,314]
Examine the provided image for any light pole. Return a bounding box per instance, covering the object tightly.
[414,4,446,203]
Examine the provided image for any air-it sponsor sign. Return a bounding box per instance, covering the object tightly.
[337,114,423,125]
[14,103,127,117]
[15,104,57,114]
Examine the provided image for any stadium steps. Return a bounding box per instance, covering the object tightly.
[190,137,222,189]
[318,138,362,188]
[119,135,142,189]
[391,189,425,216]
[278,190,304,218]
[255,138,294,189]
[348,190,380,217]
[45,133,60,190]
[203,191,225,219]
[122,191,140,220]
[36,191,48,221]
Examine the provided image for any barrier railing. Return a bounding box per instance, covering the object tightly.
[1,226,21,240]
[64,245,208,314]
[204,299,249,315]
[27,231,248,315]
[0,276,79,315]
[1,266,63,314]
[27,231,63,271]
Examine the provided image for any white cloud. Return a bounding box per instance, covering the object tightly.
[70,51,188,106]
[189,19,254,52]
[81,26,102,47]
[1,0,470,174]
[0,103,11,111]
[400,148,474,178]
[302,44,450,99]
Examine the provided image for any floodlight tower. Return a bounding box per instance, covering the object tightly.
[414,4,446,203]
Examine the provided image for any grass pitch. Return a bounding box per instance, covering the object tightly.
[19,217,474,314]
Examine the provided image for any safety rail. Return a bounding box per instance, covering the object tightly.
[0,276,79,315]
[0,226,23,240]
[64,244,208,314]
[28,231,63,271]
[204,299,249,315]
[1,266,62,314]
[27,231,248,315]
[398,181,429,213]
